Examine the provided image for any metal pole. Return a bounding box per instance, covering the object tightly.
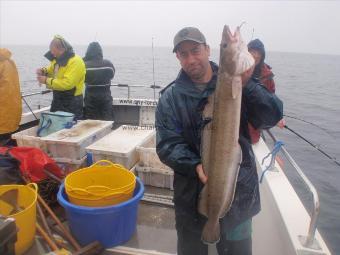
[152,37,156,100]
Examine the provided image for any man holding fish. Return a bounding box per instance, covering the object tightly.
[156,26,283,255]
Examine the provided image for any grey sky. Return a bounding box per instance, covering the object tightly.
[1,0,339,55]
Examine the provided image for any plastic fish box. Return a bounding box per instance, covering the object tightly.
[85,125,155,169]
[136,143,170,170]
[54,156,87,175]
[11,126,47,151]
[42,120,113,160]
[135,166,174,190]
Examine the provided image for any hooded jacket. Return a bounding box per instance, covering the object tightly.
[0,48,22,134]
[156,62,283,231]
[248,38,275,93]
[83,42,115,93]
[43,36,85,96]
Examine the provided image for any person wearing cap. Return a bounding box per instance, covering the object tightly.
[155,27,283,255]
[247,39,285,144]
[0,48,22,145]
[83,42,115,120]
[36,35,86,119]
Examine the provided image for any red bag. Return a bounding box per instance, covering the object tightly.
[1,146,63,182]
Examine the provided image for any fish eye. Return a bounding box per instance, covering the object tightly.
[222,43,228,48]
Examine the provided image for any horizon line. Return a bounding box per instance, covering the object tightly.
[1,43,339,57]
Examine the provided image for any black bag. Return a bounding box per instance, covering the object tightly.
[0,149,22,185]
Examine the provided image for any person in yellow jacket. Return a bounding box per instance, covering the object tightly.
[0,48,22,145]
[36,35,85,119]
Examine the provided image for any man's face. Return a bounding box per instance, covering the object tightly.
[176,41,210,82]
[49,40,65,58]
[249,49,262,66]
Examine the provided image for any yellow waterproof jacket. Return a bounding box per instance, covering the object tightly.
[43,55,86,96]
[0,48,22,134]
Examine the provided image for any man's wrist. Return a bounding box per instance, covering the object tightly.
[45,77,53,87]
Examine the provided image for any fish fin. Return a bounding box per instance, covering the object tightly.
[201,219,221,244]
[219,144,242,219]
[231,76,242,99]
[198,185,209,217]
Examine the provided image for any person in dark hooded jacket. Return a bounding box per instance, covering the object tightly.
[83,42,115,120]
[156,27,283,255]
[247,39,285,144]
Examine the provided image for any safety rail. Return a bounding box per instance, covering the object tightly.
[21,83,162,100]
[266,129,321,250]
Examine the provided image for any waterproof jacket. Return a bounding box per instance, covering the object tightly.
[259,63,275,93]
[0,48,22,135]
[42,51,85,119]
[84,42,115,90]
[156,62,283,231]
[83,42,115,120]
[248,63,276,144]
[43,54,86,96]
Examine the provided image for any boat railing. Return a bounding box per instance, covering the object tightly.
[109,83,161,99]
[266,129,322,250]
[21,83,162,102]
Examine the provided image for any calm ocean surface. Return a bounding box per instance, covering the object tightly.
[7,45,340,254]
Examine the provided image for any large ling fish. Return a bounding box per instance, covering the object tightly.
[198,25,255,244]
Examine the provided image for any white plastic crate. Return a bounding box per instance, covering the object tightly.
[42,120,113,160]
[85,125,155,169]
[54,156,87,175]
[11,126,47,151]
[136,166,174,190]
[136,145,170,170]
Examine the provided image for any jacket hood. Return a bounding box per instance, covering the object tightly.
[44,35,75,66]
[248,39,265,60]
[248,39,266,78]
[83,42,103,61]
[0,48,12,61]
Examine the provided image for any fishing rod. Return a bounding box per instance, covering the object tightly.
[283,114,333,137]
[284,125,340,167]
[250,28,255,41]
[21,96,39,120]
[152,37,156,100]
[22,89,52,98]
[21,90,53,120]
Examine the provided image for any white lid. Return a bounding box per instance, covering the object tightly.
[86,125,155,156]
[42,120,113,144]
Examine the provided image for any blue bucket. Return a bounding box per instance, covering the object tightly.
[57,177,144,248]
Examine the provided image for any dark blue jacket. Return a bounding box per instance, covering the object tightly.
[155,62,283,231]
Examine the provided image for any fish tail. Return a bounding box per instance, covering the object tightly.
[201,219,220,244]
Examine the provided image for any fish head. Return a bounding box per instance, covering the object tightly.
[219,25,255,76]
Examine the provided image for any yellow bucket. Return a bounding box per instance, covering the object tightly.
[0,183,38,255]
[65,160,136,207]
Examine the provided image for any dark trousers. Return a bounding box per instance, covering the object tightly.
[84,93,113,121]
[176,214,252,255]
[51,93,83,120]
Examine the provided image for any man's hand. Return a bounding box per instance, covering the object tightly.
[36,68,44,76]
[196,164,208,184]
[37,75,47,85]
[276,118,286,129]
